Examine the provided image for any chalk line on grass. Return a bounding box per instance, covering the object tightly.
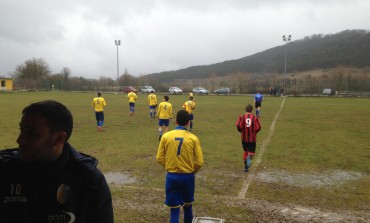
[237,97,286,199]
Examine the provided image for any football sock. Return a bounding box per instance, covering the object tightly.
[243,151,248,161]
[170,208,180,223]
[154,111,156,117]
[150,112,152,118]
[256,110,260,117]
[183,205,193,223]
[247,155,251,167]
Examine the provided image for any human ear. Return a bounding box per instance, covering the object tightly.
[53,132,67,145]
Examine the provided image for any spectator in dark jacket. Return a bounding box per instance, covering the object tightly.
[0,100,113,223]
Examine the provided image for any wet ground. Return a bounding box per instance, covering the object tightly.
[107,170,370,222]
[104,171,136,185]
[255,170,365,188]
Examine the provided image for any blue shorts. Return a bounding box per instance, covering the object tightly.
[149,105,156,109]
[189,114,194,121]
[95,111,104,122]
[129,102,135,107]
[159,119,170,127]
[165,173,195,208]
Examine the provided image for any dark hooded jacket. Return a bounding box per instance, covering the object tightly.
[0,143,113,223]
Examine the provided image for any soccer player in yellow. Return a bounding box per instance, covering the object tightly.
[157,95,172,141]
[188,90,194,98]
[127,89,138,116]
[92,92,107,131]
[156,110,204,223]
[182,96,195,132]
[148,90,157,119]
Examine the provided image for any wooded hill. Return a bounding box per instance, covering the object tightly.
[144,29,370,82]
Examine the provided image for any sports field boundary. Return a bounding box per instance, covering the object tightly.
[237,97,286,199]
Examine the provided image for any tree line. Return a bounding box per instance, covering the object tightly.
[6,29,370,94]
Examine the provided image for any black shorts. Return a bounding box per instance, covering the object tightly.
[242,141,256,153]
[255,101,262,108]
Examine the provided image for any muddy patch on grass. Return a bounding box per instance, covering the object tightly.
[255,170,365,187]
[104,172,136,185]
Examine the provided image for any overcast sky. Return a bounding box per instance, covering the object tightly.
[1,0,369,79]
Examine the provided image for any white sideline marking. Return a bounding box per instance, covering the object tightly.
[237,98,286,199]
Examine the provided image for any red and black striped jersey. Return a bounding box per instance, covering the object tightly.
[236,113,261,142]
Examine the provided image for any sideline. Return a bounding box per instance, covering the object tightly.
[237,97,286,199]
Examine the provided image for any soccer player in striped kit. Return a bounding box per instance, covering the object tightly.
[236,104,261,172]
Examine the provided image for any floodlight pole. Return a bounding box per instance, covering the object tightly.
[115,40,121,91]
[283,35,291,96]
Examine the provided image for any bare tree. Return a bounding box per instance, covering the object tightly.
[14,58,51,79]
[13,58,51,89]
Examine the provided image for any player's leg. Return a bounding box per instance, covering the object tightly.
[149,106,153,118]
[170,208,180,223]
[247,142,257,168]
[183,204,193,223]
[95,112,99,127]
[180,174,195,223]
[132,103,135,115]
[255,102,261,117]
[129,103,133,116]
[165,173,182,223]
[158,125,163,141]
[163,119,170,134]
[242,142,248,172]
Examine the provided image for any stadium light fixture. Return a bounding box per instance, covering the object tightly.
[115,40,121,90]
[282,35,291,96]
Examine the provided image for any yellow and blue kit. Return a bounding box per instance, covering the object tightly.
[148,93,157,107]
[127,92,137,103]
[92,97,106,112]
[157,101,173,120]
[183,100,195,115]
[156,126,204,208]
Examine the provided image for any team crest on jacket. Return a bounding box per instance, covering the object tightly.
[56,184,71,204]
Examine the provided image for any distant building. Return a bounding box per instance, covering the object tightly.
[0,78,13,92]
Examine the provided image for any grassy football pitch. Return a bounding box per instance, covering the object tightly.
[1,92,369,222]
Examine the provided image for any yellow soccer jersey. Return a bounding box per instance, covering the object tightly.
[156,126,204,173]
[92,97,106,112]
[148,93,157,106]
[127,92,138,103]
[183,100,195,114]
[157,101,172,119]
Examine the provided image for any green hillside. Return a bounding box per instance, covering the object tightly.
[144,29,370,82]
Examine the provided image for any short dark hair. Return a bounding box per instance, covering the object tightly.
[97,92,101,97]
[176,110,190,126]
[189,96,193,100]
[22,100,73,141]
[164,96,169,101]
[245,104,253,112]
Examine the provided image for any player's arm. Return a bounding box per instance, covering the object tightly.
[156,142,166,167]
[169,105,173,119]
[193,137,204,173]
[236,115,243,132]
[157,104,161,119]
[255,117,261,133]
